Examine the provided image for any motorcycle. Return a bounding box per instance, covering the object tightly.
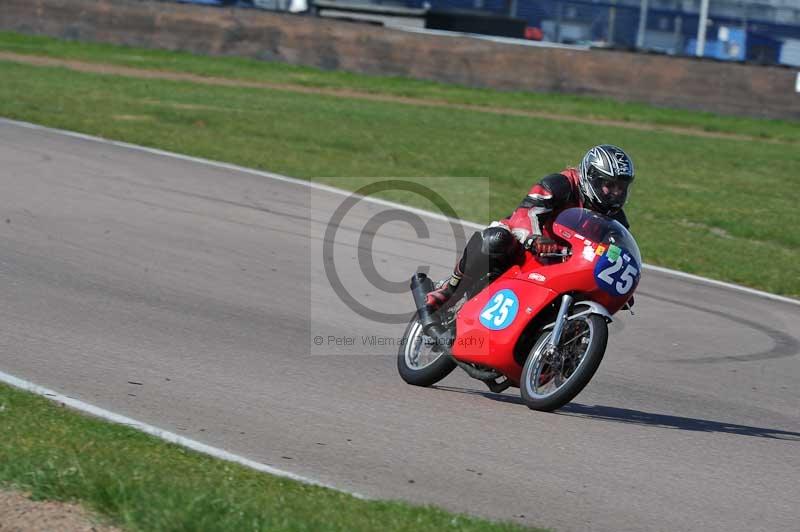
[397,207,641,411]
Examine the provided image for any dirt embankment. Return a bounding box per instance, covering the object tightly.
[0,489,119,532]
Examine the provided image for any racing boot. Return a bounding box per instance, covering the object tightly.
[416,266,463,338]
[425,271,462,313]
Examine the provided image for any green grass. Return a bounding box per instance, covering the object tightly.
[0,383,540,531]
[0,33,797,298]
[1,31,799,143]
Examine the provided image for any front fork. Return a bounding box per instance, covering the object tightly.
[548,294,574,349]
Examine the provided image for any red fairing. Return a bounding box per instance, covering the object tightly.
[450,208,641,385]
[451,266,559,385]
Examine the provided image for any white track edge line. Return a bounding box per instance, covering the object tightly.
[2,116,798,307]
[0,369,368,499]
[641,264,800,305]
[1,117,472,228]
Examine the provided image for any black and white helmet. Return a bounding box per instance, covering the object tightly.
[579,145,635,215]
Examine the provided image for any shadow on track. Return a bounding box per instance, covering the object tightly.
[434,385,800,441]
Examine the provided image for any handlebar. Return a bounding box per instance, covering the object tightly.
[537,248,572,258]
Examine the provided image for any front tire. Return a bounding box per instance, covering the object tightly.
[397,317,456,387]
[520,313,608,411]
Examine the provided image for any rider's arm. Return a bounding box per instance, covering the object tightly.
[499,173,573,243]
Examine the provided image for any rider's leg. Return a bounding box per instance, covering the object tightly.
[419,226,523,333]
[457,225,524,299]
[422,232,477,311]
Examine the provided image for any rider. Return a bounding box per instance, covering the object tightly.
[419,144,635,332]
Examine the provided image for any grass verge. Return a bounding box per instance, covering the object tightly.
[0,382,541,531]
[0,32,797,297]
[1,31,799,143]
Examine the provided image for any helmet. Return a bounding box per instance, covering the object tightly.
[579,145,635,215]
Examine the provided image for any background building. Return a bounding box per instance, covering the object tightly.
[394,0,800,65]
[178,0,800,65]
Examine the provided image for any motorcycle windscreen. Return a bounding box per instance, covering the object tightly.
[553,208,642,307]
[554,208,641,266]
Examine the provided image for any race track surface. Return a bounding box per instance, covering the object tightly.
[1,121,798,532]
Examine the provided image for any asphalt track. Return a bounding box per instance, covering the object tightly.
[1,120,798,532]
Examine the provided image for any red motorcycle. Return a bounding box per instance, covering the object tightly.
[398,208,641,411]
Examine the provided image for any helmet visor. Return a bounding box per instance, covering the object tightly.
[591,177,631,212]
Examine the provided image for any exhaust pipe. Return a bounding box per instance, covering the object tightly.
[410,272,434,309]
[410,273,444,337]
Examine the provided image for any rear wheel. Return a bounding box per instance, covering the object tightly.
[397,317,456,387]
[520,313,608,411]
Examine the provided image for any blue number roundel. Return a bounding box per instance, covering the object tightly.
[594,246,641,297]
[479,289,519,330]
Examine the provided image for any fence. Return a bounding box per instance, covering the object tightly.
[185,0,799,64]
[403,0,800,59]
[138,0,800,64]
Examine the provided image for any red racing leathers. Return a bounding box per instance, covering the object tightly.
[495,168,630,244]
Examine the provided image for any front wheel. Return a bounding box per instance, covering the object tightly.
[520,313,608,411]
[397,317,456,387]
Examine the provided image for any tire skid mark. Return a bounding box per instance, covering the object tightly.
[638,291,799,363]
